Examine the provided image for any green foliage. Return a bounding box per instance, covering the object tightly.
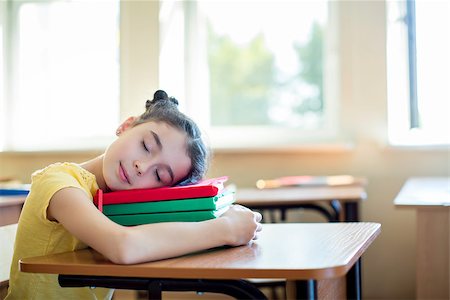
[207,26,276,126]
[207,20,324,126]
[294,22,324,114]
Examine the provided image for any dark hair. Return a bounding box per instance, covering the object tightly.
[132,90,209,186]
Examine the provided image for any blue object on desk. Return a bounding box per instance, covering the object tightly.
[0,188,29,196]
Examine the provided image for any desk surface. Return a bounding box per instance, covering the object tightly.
[236,186,366,206]
[0,196,25,226]
[0,196,26,208]
[20,222,380,281]
[394,177,450,207]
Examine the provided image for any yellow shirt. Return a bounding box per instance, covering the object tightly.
[6,162,113,300]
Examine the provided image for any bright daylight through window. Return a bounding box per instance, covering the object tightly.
[160,1,333,149]
[1,0,119,151]
[387,0,450,147]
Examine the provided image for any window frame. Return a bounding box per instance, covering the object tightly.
[386,0,450,147]
[405,0,419,130]
[160,0,344,151]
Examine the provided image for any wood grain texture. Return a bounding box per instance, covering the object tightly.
[20,222,380,281]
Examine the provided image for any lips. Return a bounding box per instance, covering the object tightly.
[119,162,131,185]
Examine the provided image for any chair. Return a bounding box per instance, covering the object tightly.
[0,223,18,300]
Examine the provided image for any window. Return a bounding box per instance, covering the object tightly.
[0,1,6,151]
[160,0,337,149]
[387,0,450,146]
[1,0,120,151]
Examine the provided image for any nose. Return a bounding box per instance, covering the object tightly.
[134,159,151,177]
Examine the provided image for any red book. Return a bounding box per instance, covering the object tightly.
[94,176,227,207]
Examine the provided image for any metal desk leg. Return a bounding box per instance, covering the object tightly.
[146,278,268,300]
[346,258,362,300]
[148,280,162,300]
[59,275,268,300]
[295,279,317,300]
[330,199,342,222]
[344,202,359,222]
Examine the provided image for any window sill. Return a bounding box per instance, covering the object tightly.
[383,144,450,152]
[212,142,355,154]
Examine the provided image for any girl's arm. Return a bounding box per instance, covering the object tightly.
[47,187,262,264]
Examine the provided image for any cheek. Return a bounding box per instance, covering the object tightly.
[102,155,115,186]
[102,144,122,188]
[106,138,134,162]
[177,157,193,182]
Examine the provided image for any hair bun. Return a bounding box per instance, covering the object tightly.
[146,90,178,109]
[154,90,168,101]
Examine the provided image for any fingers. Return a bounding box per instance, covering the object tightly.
[251,214,263,241]
[256,222,263,232]
[254,211,263,223]
[232,204,250,211]
[226,204,263,244]
[252,223,263,240]
[231,204,263,222]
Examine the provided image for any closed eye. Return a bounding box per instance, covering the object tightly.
[154,169,161,182]
[142,141,149,152]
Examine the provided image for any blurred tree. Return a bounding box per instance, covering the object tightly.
[206,21,324,127]
[293,22,324,114]
[207,25,276,126]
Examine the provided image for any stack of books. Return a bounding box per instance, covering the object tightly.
[94,177,234,226]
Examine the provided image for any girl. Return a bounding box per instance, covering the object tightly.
[6,90,263,300]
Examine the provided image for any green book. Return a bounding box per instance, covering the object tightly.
[106,207,229,226]
[103,192,234,216]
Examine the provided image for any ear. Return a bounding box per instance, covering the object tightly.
[116,116,137,136]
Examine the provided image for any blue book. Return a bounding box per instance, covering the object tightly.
[0,184,30,196]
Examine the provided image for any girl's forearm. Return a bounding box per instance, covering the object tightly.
[113,218,230,264]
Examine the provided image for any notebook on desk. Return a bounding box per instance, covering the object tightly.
[94,176,227,208]
[256,175,366,189]
[106,207,229,226]
[102,191,235,215]
[94,177,232,225]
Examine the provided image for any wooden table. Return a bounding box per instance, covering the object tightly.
[0,196,25,226]
[236,185,367,222]
[20,222,380,300]
[394,177,450,299]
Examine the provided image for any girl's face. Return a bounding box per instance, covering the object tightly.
[102,118,192,191]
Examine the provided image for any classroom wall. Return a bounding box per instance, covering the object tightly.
[1,1,449,299]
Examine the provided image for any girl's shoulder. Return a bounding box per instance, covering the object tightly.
[32,162,81,176]
[29,162,98,197]
[32,162,95,185]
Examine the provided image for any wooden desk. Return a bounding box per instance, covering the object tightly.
[236,185,367,222]
[394,177,450,299]
[20,222,380,300]
[0,196,25,226]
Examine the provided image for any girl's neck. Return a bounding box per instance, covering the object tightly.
[80,154,108,191]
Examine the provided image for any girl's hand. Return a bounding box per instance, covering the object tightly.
[220,204,263,246]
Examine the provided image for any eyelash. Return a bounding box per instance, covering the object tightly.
[142,140,161,182]
[142,141,149,152]
[154,169,161,182]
